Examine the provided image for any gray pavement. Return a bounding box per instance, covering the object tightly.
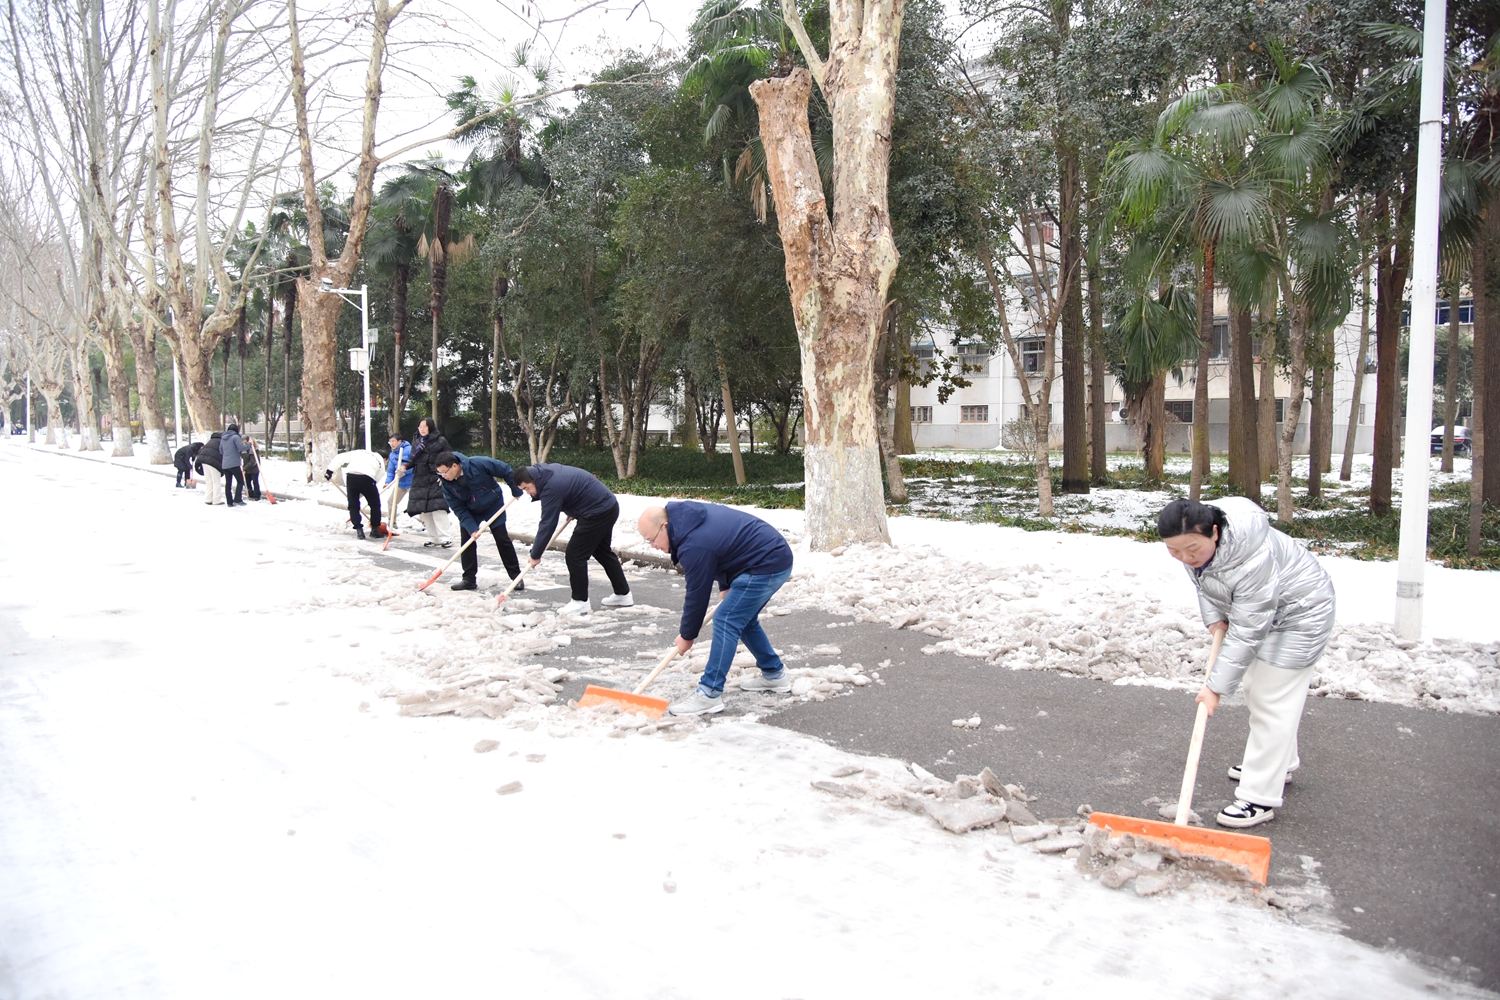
[369,542,1500,992]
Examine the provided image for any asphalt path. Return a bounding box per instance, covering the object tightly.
[367,534,1500,991]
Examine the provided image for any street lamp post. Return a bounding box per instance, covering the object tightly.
[320,278,374,452]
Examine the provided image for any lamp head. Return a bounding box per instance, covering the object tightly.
[318,277,333,294]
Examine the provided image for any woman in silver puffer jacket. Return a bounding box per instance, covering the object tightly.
[1158,497,1336,830]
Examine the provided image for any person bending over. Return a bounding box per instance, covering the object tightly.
[325,449,389,540]
[173,441,202,488]
[242,438,262,501]
[194,431,224,505]
[434,451,525,592]
[638,502,794,717]
[1159,497,1335,829]
[516,463,631,616]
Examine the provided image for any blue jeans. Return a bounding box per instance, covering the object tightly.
[698,568,792,695]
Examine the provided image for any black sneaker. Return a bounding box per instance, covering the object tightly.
[509,578,525,592]
[1216,799,1274,829]
[450,579,478,591]
[355,526,365,539]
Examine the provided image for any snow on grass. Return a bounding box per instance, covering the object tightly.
[3,440,1491,999]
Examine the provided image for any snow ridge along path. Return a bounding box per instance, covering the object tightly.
[0,441,1493,999]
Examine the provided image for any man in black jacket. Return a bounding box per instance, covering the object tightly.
[516,463,631,615]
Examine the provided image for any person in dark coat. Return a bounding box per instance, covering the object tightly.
[173,442,203,487]
[404,417,455,547]
[516,462,631,615]
[242,438,262,500]
[194,431,225,505]
[637,502,794,716]
[435,451,525,591]
[220,423,248,507]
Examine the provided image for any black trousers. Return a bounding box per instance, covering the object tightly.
[175,466,191,486]
[346,473,381,530]
[564,502,629,601]
[461,519,522,583]
[223,467,245,504]
[245,471,261,500]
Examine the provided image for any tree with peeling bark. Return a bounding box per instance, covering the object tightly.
[750,0,903,549]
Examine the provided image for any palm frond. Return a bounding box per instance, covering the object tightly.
[1199,177,1270,244]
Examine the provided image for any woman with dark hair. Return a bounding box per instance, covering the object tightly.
[404,416,455,547]
[1158,497,1336,829]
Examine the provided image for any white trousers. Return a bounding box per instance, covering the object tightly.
[1237,657,1314,808]
[419,510,454,543]
[203,466,223,505]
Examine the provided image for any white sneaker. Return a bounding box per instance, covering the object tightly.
[668,688,724,716]
[558,599,591,616]
[1227,763,1298,783]
[738,671,792,693]
[600,593,634,608]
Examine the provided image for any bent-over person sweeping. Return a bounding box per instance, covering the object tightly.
[1158,497,1335,829]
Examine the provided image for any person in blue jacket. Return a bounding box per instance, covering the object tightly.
[434,451,526,592]
[515,463,632,615]
[637,501,794,716]
[384,433,413,528]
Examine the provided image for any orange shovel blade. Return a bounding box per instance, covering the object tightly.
[1087,812,1271,885]
[576,684,670,719]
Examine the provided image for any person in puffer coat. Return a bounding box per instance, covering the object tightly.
[326,449,389,540]
[220,423,248,507]
[404,417,455,547]
[434,451,525,591]
[1158,497,1336,830]
[242,438,262,500]
[194,431,225,505]
[173,442,202,487]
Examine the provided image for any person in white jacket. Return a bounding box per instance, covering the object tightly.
[325,449,389,540]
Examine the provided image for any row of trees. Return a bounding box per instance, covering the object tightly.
[1,0,1496,552]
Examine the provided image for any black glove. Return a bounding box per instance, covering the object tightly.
[324,469,334,480]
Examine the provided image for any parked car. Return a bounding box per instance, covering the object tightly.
[9,424,25,435]
[1431,425,1472,456]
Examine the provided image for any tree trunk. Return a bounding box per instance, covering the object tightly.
[1258,348,1276,483]
[752,54,897,549]
[128,322,170,463]
[718,355,747,486]
[1308,358,1324,500]
[490,272,508,457]
[1372,210,1411,516]
[1441,279,1460,472]
[1059,144,1087,494]
[1470,205,1490,556]
[1481,203,1500,505]
[1319,325,1335,474]
[1087,255,1108,482]
[1228,305,1259,500]
[390,261,408,435]
[1276,299,1310,525]
[296,282,343,472]
[99,326,135,456]
[1191,244,1214,499]
[894,335,914,453]
[1342,263,1372,481]
[1135,372,1166,481]
[428,182,453,420]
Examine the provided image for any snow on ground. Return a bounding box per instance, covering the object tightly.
[3,440,1494,998]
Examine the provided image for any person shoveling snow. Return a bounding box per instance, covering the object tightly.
[1159,497,1335,829]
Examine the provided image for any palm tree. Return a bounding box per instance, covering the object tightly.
[368,170,428,434]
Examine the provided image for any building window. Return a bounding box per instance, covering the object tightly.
[1165,400,1194,423]
[910,406,932,424]
[1021,403,1054,423]
[960,405,989,423]
[1020,338,1045,374]
[1211,320,1229,360]
[955,342,990,377]
[1275,398,1286,423]
[1435,299,1474,325]
[1359,403,1366,425]
[1023,213,1054,247]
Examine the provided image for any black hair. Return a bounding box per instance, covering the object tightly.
[417,417,438,437]
[1157,499,1227,540]
[433,451,460,469]
[389,432,406,441]
[514,467,535,485]
[227,422,239,433]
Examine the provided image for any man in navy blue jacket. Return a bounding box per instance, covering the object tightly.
[637,501,794,716]
[435,452,525,592]
[516,463,632,615]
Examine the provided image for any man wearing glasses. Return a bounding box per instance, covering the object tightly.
[636,502,794,716]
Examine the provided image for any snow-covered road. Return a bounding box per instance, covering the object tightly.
[0,442,1491,998]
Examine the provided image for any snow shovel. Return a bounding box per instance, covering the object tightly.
[496,516,574,606]
[576,602,721,718]
[1086,630,1273,885]
[378,481,399,551]
[416,494,526,591]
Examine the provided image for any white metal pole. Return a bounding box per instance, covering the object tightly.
[1395,0,1448,640]
[26,370,33,442]
[361,284,371,452]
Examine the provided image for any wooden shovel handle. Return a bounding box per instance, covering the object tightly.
[417,492,524,590]
[1174,629,1226,827]
[496,516,574,603]
[631,601,722,696]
